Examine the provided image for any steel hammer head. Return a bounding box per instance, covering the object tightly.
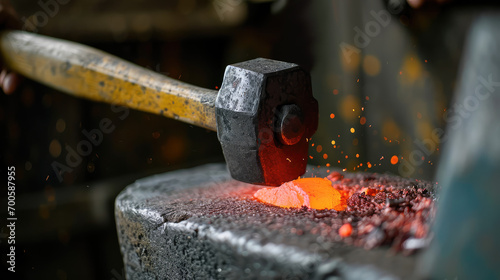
[215,58,318,186]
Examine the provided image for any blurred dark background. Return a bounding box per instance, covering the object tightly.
[0,0,495,279]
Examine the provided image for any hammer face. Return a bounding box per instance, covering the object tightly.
[216,58,318,186]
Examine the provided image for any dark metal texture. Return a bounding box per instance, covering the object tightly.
[418,13,500,280]
[115,163,435,280]
[216,58,318,186]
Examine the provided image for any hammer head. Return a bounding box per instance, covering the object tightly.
[215,58,318,186]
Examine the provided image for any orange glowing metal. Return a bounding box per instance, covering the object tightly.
[254,177,345,211]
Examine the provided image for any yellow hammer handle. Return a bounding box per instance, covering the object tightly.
[0,30,218,131]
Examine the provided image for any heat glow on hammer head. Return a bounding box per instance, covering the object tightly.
[253,177,346,211]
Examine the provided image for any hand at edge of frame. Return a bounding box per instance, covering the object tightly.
[0,0,22,95]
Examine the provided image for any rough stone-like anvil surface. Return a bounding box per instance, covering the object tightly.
[115,163,435,280]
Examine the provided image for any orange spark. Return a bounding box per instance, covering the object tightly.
[316,145,323,153]
[390,155,399,165]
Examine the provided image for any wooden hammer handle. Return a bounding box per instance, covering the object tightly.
[0,30,218,131]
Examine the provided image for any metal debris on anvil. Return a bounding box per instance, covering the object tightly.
[324,171,436,252]
[115,163,438,280]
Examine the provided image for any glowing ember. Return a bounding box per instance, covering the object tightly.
[339,223,352,237]
[361,188,379,196]
[254,178,345,210]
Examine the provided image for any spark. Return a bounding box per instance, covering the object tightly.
[390,155,399,165]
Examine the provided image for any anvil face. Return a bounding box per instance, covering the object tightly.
[115,164,436,280]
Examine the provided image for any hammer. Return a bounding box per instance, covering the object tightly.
[0,31,318,186]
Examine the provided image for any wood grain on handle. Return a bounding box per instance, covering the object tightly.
[0,30,218,131]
